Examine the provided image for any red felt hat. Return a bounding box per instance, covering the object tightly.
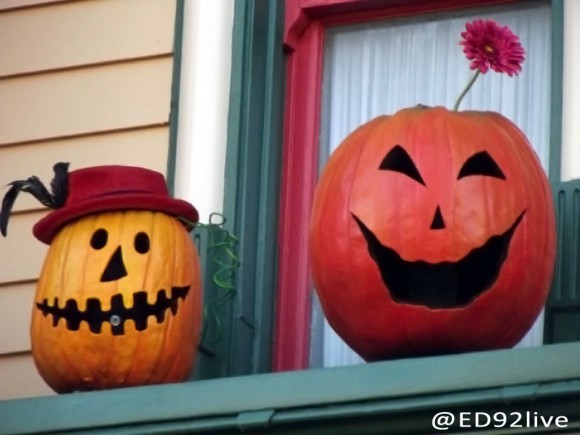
[33,165,199,244]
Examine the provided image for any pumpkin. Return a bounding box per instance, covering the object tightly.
[31,210,201,393]
[309,106,556,361]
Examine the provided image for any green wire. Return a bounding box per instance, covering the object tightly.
[180,213,240,355]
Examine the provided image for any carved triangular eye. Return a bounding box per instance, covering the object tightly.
[379,145,425,186]
[458,151,506,180]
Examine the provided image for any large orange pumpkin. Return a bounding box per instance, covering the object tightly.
[310,106,556,361]
[32,210,202,393]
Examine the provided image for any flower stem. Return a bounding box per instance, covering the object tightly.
[453,70,481,111]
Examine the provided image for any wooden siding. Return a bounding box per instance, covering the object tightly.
[0,0,175,77]
[0,0,177,400]
[0,0,69,12]
[0,354,54,399]
[0,283,36,355]
[0,58,173,145]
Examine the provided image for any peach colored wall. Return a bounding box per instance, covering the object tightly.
[0,0,178,400]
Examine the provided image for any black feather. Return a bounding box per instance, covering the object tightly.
[21,176,54,207]
[51,162,69,208]
[0,162,70,237]
[0,183,23,236]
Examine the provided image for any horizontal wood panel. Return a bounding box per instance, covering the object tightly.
[0,282,35,354]
[0,353,54,400]
[0,57,173,146]
[0,127,170,212]
[0,0,176,77]
[0,211,49,284]
[0,0,67,11]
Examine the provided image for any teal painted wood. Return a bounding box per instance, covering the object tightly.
[546,179,580,343]
[2,343,580,434]
[548,0,563,182]
[198,0,285,378]
[165,0,185,195]
[232,0,285,377]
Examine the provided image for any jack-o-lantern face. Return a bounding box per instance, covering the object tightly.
[31,210,202,393]
[310,106,556,361]
[351,146,524,309]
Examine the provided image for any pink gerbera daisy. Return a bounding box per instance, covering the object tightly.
[460,19,525,77]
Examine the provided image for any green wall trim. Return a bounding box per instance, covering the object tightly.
[2,343,580,434]
[166,0,185,194]
[194,0,285,378]
[548,0,564,181]
[545,179,580,343]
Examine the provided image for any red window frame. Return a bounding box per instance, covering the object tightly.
[273,0,521,372]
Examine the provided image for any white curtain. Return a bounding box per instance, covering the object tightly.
[311,2,552,368]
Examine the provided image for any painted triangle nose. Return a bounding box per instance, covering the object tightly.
[430,206,446,230]
[100,246,128,282]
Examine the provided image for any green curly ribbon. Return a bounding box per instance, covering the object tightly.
[181,213,240,356]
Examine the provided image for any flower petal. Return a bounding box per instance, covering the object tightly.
[459,19,525,76]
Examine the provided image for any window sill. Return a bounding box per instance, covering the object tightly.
[1,342,580,434]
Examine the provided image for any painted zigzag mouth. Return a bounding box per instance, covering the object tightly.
[36,286,190,336]
[351,212,524,309]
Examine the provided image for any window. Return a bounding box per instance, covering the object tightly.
[274,0,563,372]
[313,2,552,368]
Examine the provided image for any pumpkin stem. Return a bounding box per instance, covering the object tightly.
[453,70,481,111]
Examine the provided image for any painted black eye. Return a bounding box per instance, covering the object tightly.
[90,228,108,250]
[134,232,150,254]
[458,151,506,180]
[379,145,426,186]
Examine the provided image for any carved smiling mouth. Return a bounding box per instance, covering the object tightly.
[36,286,190,336]
[351,212,524,308]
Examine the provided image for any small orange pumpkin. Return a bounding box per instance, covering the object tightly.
[1,164,202,392]
[32,210,201,392]
[310,106,556,360]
